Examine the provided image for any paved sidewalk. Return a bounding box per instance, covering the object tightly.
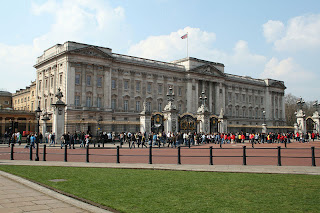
[1,160,320,175]
[0,170,111,213]
[0,160,319,213]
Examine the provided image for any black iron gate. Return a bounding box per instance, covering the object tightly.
[210,116,218,133]
[178,114,197,133]
[151,113,164,133]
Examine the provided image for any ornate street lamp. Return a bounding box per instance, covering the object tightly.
[35,106,42,161]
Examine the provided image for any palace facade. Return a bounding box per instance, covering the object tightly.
[31,41,287,134]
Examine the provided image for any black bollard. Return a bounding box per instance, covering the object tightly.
[43,145,46,161]
[189,141,191,148]
[10,143,14,160]
[117,146,120,164]
[209,146,213,165]
[149,145,152,164]
[252,141,254,148]
[86,144,89,163]
[35,142,39,161]
[29,145,33,161]
[64,144,68,162]
[243,146,247,165]
[277,146,281,166]
[311,146,316,167]
[220,140,222,148]
[178,146,181,164]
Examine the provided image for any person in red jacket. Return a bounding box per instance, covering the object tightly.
[241,133,245,143]
[311,132,315,141]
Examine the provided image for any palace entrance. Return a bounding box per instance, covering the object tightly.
[178,114,197,133]
[306,117,315,133]
[210,116,218,133]
[151,113,164,133]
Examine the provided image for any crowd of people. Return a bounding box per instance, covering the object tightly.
[0,130,319,149]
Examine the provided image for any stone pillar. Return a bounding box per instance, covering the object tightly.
[312,112,320,134]
[0,118,4,134]
[197,90,210,134]
[163,87,178,133]
[262,124,267,134]
[140,105,151,134]
[52,88,66,143]
[218,108,227,133]
[296,109,306,134]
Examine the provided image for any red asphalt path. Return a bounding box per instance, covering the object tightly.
[0,141,319,167]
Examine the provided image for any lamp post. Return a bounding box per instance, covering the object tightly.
[35,106,42,161]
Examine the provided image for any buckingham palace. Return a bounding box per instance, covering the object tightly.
[27,41,287,135]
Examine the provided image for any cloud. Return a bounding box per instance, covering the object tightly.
[261,57,317,98]
[31,0,127,50]
[128,28,266,78]
[0,0,128,93]
[128,27,217,62]
[263,20,285,43]
[263,14,320,51]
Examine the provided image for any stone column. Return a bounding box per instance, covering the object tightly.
[52,89,67,143]
[163,87,178,133]
[296,109,306,134]
[312,112,320,134]
[140,102,151,134]
[0,118,4,134]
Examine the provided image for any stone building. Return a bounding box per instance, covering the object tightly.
[12,81,36,111]
[32,41,287,135]
[0,91,12,109]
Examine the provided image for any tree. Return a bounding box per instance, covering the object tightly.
[285,93,317,126]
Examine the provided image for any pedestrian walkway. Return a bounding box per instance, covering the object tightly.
[0,170,111,213]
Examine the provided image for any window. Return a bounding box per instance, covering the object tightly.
[51,77,54,88]
[97,76,102,87]
[59,74,63,84]
[97,97,102,108]
[111,99,116,110]
[178,87,182,96]
[32,91,34,97]
[158,102,162,112]
[39,81,42,91]
[75,74,80,85]
[75,96,80,106]
[228,92,232,102]
[242,94,245,103]
[86,96,91,107]
[236,93,239,101]
[111,79,116,89]
[147,83,151,93]
[45,79,48,88]
[136,101,140,112]
[50,98,53,106]
[124,80,129,90]
[124,100,129,111]
[255,96,258,104]
[147,101,152,112]
[158,84,162,94]
[249,95,252,103]
[86,75,91,86]
[136,81,140,92]
[178,104,182,112]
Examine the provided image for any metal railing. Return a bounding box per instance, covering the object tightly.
[0,143,319,167]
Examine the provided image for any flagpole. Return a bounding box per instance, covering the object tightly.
[187,32,189,58]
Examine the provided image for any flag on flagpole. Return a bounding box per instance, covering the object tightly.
[181,34,188,39]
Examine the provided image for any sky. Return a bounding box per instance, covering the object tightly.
[1,0,320,101]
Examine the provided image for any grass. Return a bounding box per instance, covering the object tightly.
[0,165,319,213]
